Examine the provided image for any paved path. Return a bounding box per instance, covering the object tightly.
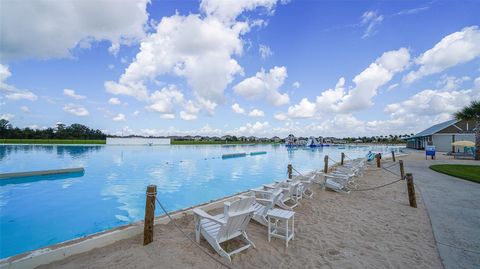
[402,153,480,269]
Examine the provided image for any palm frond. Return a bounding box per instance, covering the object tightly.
[454,100,480,121]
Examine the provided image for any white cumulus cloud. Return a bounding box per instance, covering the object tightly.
[63,103,89,116]
[105,1,286,115]
[334,47,410,112]
[404,26,480,83]
[105,13,245,104]
[108,97,121,105]
[0,113,15,121]
[274,113,288,121]
[232,103,246,114]
[63,89,86,100]
[146,85,184,114]
[281,48,410,119]
[229,121,270,136]
[0,64,37,101]
[234,66,290,106]
[0,0,149,60]
[287,98,316,118]
[179,111,197,121]
[368,75,480,135]
[112,113,126,122]
[248,109,265,117]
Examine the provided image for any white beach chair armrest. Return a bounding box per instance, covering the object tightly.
[192,208,226,225]
[263,184,277,189]
[255,198,273,206]
[325,174,349,179]
[250,188,273,196]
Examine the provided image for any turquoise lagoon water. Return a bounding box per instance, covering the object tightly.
[0,144,403,258]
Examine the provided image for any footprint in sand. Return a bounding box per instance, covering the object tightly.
[327,249,340,256]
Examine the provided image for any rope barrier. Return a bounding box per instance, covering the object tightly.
[383,162,399,169]
[154,197,233,269]
[292,166,304,176]
[346,160,404,191]
[328,156,339,164]
[348,178,404,192]
[381,165,401,177]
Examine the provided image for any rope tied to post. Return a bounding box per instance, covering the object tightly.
[154,197,234,269]
[328,156,339,164]
[146,190,157,197]
[291,166,304,176]
[381,164,401,177]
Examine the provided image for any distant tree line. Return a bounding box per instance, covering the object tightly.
[0,119,106,140]
[341,134,413,144]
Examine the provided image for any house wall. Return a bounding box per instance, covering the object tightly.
[432,133,475,152]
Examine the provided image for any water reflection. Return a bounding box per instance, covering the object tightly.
[0,145,104,161]
[55,146,103,159]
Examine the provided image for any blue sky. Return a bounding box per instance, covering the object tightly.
[1,0,479,137]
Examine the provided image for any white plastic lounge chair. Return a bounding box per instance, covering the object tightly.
[324,176,351,194]
[290,175,314,198]
[263,180,301,210]
[287,174,317,198]
[193,196,256,261]
[324,171,354,193]
[249,187,287,226]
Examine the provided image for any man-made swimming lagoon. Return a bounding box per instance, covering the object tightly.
[0,144,403,258]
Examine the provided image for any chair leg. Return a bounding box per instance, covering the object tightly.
[194,218,200,243]
[212,241,231,262]
[241,231,256,248]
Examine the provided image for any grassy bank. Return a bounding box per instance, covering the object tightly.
[0,139,106,144]
[429,164,480,183]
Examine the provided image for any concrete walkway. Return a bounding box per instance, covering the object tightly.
[402,152,480,269]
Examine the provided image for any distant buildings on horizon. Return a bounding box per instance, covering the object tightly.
[107,134,411,144]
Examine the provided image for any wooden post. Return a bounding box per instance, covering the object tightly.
[376,154,381,168]
[406,173,417,208]
[144,184,157,245]
[287,164,293,179]
[324,155,329,173]
[391,151,396,162]
[341,152,345,166]
[399,160,405,180]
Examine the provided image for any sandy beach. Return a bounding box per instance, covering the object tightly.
[37,155,443,269]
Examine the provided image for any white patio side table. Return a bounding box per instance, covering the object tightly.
[267,208,295,247]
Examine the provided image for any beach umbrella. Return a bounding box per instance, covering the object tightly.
[451,140,475,147]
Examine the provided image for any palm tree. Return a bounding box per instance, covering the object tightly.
[454,101,480,160]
